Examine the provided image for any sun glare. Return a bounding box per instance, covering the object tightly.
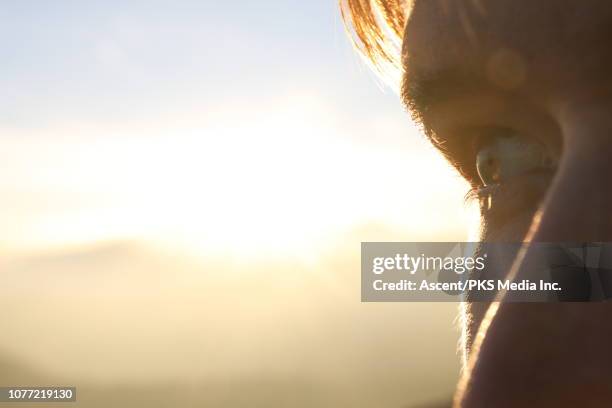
[1,94,471,257]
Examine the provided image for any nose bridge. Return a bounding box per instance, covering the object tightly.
[530,106,612,242]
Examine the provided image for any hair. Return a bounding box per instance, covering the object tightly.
[339,0,412,83]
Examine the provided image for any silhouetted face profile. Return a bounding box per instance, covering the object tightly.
[327,0,612,404]
[401,0,612,349]
[343,0,612,402]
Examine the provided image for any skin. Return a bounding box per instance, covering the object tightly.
[401,0,612,406]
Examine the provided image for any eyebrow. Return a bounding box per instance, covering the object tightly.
[400,65,488,125]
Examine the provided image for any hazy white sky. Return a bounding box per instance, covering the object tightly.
[0,4,468,404]
[1,0,473,254]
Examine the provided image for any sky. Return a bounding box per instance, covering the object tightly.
[0,2,474,406]
[0,0,475,255]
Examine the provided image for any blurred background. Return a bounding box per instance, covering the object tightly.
[0,1,475,406]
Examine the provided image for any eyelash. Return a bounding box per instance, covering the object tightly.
[464,184,498,207]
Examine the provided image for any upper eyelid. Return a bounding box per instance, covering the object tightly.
[416,97,562,163]
[470,126,520,152]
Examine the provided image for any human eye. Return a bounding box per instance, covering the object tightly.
[475,127,556,187]
[470,126,558,222]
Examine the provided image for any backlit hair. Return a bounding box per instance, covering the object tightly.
[339,0,412,84]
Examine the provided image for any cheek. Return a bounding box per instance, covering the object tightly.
[475,210,536,287]
[462,210,537,354]
[478,171,553,233]
[481,208,536,242]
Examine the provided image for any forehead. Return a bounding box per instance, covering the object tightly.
[403,0,612,94]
